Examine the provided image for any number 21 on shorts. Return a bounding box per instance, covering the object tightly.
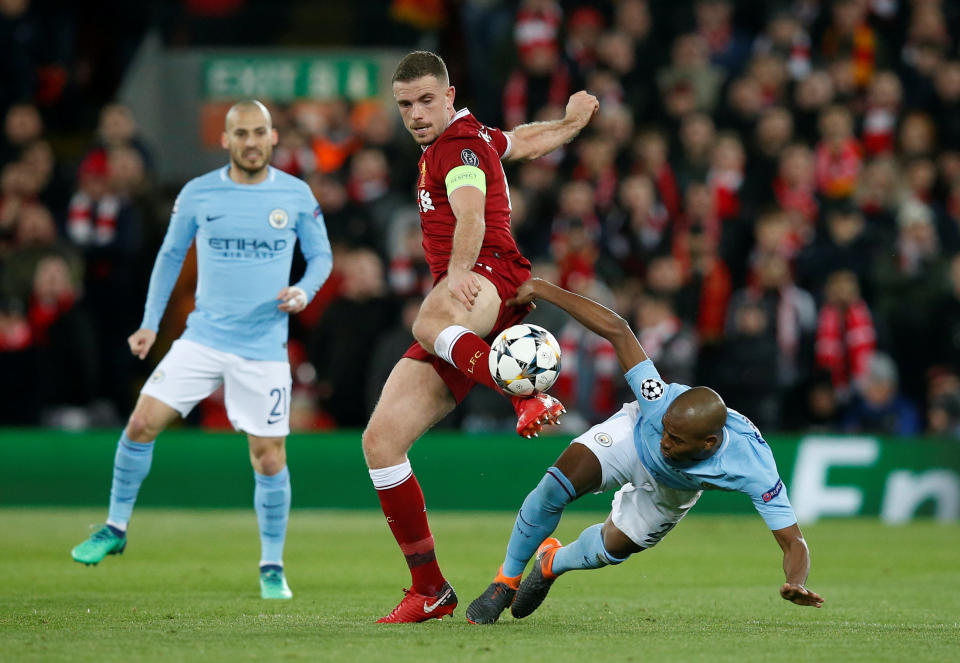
[267,387,289,425]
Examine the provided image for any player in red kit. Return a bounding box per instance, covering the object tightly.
[364,51,599,622]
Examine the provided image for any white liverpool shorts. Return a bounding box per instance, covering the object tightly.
[141,339,292,437]
[573,401,702,549]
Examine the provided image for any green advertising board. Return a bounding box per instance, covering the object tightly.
[1,430,958,523]
[203,55,380,101]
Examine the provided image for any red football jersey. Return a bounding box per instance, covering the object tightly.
[416,108,529,278]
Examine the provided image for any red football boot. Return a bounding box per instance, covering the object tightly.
[512,393,565,438]
[376,582,458,623]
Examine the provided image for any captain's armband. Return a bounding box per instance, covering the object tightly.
[445,165,486,196]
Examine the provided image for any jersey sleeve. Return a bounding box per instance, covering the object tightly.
[434,137,493,198]
[624,359,688,421]
[292,185,333,303]
[140,180,199,331]
[485,125,511,159]
[738,446,798,530]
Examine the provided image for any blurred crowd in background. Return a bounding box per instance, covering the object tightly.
[3,0,960,439]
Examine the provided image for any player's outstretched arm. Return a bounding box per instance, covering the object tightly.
[508,278,647,372]
[504,91,599,161]
[128,329,157,360]
[772,523,824,607]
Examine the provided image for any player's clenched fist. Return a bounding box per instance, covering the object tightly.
[128,328,157,360]
[565,91,600,129]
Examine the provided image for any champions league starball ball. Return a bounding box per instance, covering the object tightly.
[489,323,562,396]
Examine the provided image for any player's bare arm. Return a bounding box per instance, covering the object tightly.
[508,278,647,371]
[128,328,157,360]
[504,91,600,161]
[446,184,486,310]
[773,523,824,607]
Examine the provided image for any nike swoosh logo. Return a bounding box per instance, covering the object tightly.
[267,417,283,424]
[206,214,226,222]
[423,587,452,613]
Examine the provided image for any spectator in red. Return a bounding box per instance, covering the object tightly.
[27,254,99,421]
[571,132,618,212]
[707,132,745,222]
[772,144,819,241]
[635,290,697,386]
[815,104,862,199]
[503,0,571,130]
[814,269,876,399]
[563,5,605,77]
[631,129,680,218]
[861,71,901,156]
[671,225,731,344]
[551,275,618,426]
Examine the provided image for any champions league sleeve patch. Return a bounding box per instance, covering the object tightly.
[460,149,479,167]
[640,378,665,401]
[762,479,783,502]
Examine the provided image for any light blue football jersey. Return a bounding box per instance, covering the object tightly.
[141,166,333,361]
[625,359,797,530]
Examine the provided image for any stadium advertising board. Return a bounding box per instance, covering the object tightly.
[3,431,958,522]
[203,55,380,101]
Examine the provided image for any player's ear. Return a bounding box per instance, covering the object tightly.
[271,128,279,146]
[703,434,719,451]
[220,132,229,149]
[447,85,456,107]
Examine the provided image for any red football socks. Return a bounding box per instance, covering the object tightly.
[449,331,501,392]
[375,473,446,596]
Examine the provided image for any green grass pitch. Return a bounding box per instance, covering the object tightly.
[2,508,958,662]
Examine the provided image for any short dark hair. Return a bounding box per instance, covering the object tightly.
[392,51,449,86]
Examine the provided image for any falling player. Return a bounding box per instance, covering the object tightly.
[466,278,824,623]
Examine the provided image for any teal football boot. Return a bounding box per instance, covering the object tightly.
[71,525,126,565]
[260,565,293,599]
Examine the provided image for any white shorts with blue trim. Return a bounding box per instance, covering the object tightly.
[140,339,292,437]
[572,401,702,548]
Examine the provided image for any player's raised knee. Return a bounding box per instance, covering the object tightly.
[125,410,161,442]
[410,316,439,355]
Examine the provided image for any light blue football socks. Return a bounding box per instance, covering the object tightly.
[551,523,630,574]
[106,433,154,531]
[254,466,291,566]
[502,467,575,577]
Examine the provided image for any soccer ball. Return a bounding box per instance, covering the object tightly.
[489,323,561,396]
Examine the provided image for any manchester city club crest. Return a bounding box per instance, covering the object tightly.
[268,208,289,229]
[640,378,664,401]
[594,432,613,447]
[149,369,166,384]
